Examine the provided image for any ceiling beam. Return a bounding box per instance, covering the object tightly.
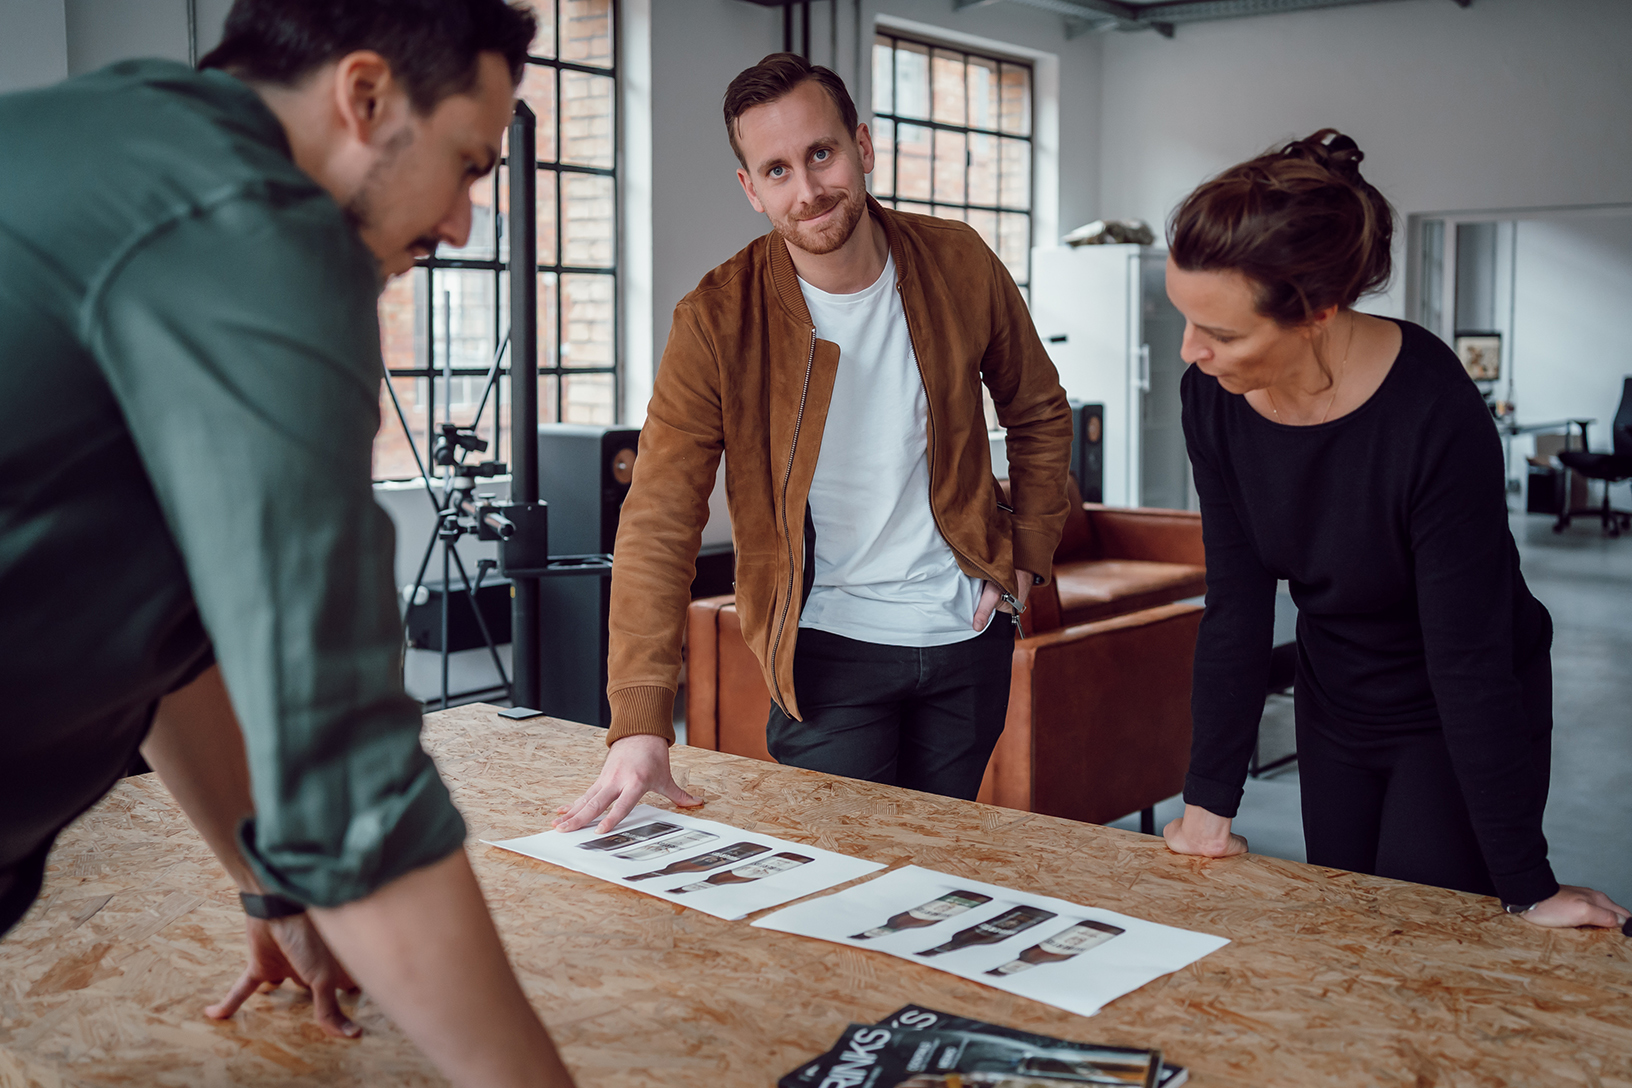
[958,0,1467,37]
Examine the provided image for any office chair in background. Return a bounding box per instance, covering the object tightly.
[1556,376,1632,538]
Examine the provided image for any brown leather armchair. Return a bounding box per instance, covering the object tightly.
[1012,476,1207,627]
[684,579,1202,828]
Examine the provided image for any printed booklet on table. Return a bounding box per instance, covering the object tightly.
[754,866,1228,1017]
[483,803,885,921]
[781,1005,1187,1088]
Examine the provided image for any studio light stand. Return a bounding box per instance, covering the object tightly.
[383,101,612,716]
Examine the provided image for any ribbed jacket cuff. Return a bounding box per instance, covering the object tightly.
[606,685,676,747]
[1493,861,1560,909]
[1013,530,1057,587]
[1183,772,1244,820]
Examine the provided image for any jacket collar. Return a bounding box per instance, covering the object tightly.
[765,195,910,331]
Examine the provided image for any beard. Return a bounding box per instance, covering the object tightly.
[343,126,437,256]
[771,185,867,256]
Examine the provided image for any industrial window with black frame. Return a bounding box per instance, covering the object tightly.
[868,32,1033,302]
[374,0,619,482]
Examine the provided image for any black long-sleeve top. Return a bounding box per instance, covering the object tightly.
[1181,319,1558,906]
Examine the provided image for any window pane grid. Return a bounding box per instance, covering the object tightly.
[375,0,618,479]
[870,33,1032,290]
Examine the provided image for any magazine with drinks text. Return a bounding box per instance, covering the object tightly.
[778,1004,1186,1088]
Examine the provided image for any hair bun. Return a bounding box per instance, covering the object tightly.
[1284,129,1366,185]
[1168,126,1395,326]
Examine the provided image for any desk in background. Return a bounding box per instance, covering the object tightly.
[3,706,1629,1086]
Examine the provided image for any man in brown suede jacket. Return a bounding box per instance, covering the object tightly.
[556,54,1071,834]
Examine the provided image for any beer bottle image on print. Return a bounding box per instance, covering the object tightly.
[670,852,813,893]
[612,829,718,861]
[624,842,769,881]
[916,906,1058,957]
[577,821,681,852]
[850,890,994,939]
[986,919,1126,976]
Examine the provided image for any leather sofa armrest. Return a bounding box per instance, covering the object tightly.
[1083,504,1205,567]
[978,602,1204,818]
[684,594,734,751]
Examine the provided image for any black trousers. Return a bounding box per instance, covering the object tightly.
[1294,650,1552,897]
[765,613,1013,800]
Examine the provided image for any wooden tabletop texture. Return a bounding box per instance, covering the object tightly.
[2,704,1628,1087]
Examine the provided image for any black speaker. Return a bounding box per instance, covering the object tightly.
[405,578,513,652]
[1070,401,1104,503]
[532,424,641,727]
[536,424,642,553]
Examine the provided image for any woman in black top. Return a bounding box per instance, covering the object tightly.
[1160,130,1627,930]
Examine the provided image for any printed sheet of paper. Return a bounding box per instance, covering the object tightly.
[483,804,885,921]
[753,865,1229,1017]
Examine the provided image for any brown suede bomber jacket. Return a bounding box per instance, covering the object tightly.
[604,197,1074,745]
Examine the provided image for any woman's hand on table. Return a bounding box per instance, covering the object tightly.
[1518,884,1632,929]
[1162,804,1250,858]
[205,913,361,1037]
[552,733,702,834]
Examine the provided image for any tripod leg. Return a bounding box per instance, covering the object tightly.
[440,532,451,710]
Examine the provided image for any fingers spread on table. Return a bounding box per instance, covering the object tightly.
[661,778,703,807]
[204,968,263,1020]
[596,788,644,833]
[311,983,362,1038]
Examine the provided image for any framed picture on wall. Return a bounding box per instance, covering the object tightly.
[1455,332,1502,382]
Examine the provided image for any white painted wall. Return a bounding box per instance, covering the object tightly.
[1097,0,1632,317]
[0,0,68,92]
[644,1,779,412]
[1511,214,1632,452]
[65,0,188,72]
[1,0,229,90]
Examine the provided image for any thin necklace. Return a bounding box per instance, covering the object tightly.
[1267,318,1355,425]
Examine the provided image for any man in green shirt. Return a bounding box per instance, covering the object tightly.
[0,2,574,1084]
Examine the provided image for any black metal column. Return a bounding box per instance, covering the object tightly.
[508,102,542,711]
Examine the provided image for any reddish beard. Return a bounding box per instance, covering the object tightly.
[773,187,866,256]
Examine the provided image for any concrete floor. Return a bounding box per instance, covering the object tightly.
[1112,507,1632,910]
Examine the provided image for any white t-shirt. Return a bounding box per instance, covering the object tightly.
[797,254,986,647]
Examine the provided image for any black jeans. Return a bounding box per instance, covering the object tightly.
[1294,650,1552,897]
[765,613,1014,800]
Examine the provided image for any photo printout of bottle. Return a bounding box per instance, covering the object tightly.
[671,852,814,893]
[916,905,1059,957]
[577,821,682,852]
[753,865,1230,1019]
[612,828,719,861]
[624,841,769,881]
[483,803,885,921]
[987,918,1126,977]
[851,890,993,939]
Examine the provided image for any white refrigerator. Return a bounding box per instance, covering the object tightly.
[1030,244,1192,510]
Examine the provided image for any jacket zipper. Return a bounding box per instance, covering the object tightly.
[769,326,819,712]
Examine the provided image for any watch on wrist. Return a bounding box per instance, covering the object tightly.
[239,892,307,920]
[1502,900,1541,915]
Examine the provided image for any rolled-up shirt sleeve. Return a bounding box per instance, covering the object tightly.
[84,189,465,907]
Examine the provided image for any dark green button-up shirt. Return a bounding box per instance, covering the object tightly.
[0,60,464,907]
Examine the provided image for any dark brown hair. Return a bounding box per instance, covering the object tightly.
[1167,129,1395,328]
[201,0,536,115]
[723,52,859,167]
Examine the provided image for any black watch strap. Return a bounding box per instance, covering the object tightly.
[239,892,307,920]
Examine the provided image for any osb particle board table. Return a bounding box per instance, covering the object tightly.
[3,705,1629,1087]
